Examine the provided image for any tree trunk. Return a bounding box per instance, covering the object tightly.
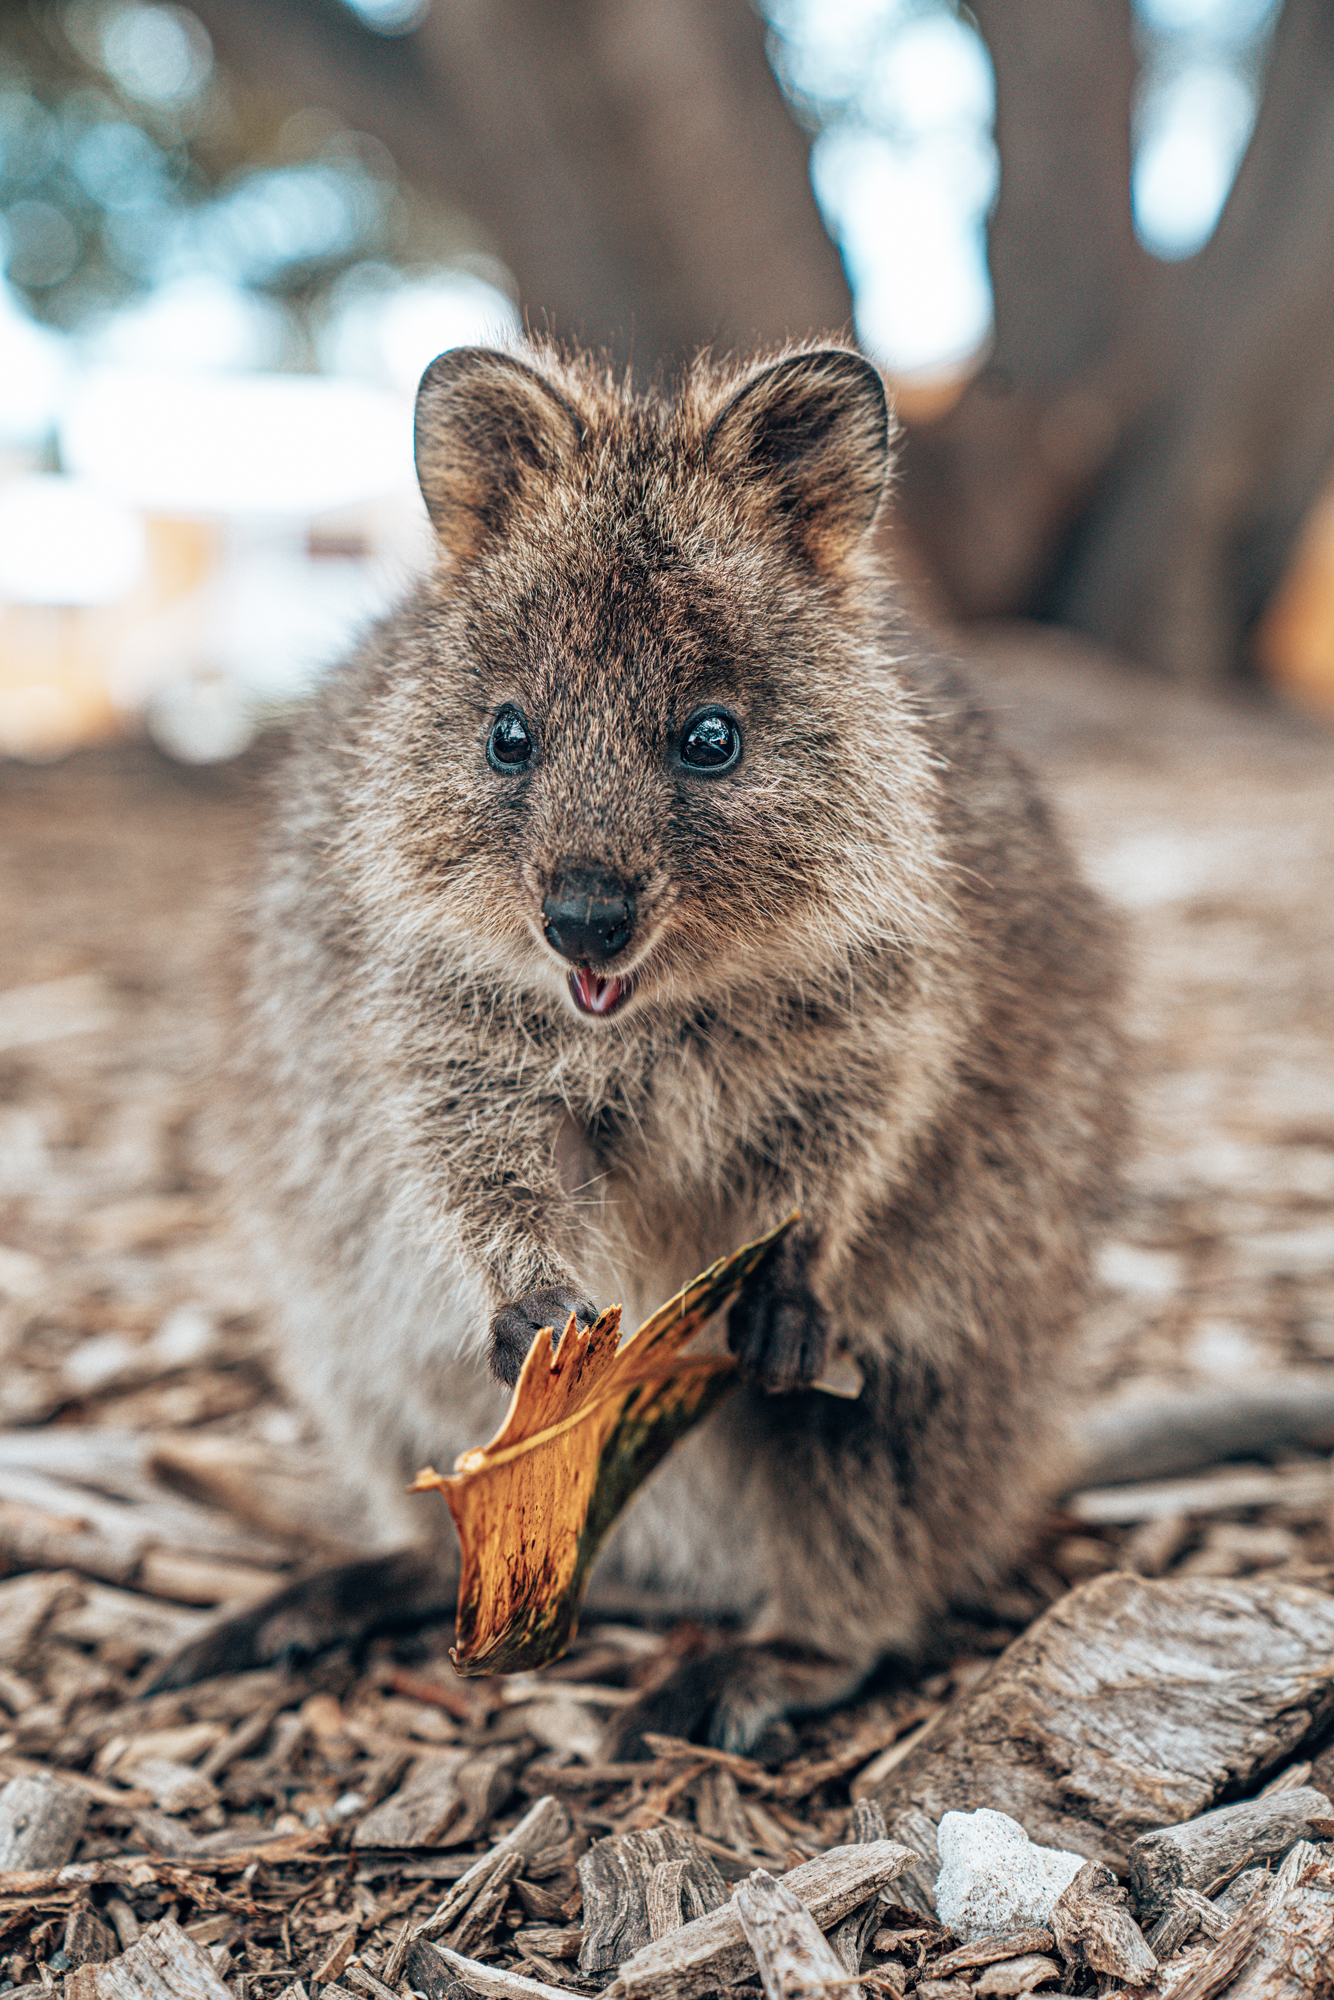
[184,0,854,371]
[975,0,1146,384]
[893,0,1149,617]
[184,0,1334,686]
[896,0,1334,686]
[1052,0,1334,682]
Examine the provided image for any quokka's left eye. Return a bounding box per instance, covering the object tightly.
[679,708,742,773]
[487,705,534,772]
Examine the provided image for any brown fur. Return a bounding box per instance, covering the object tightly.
[226,343,1125,1748]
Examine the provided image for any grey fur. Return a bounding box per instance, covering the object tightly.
[228,343,1126,1743]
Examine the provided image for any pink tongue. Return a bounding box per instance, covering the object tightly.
[573,969,625,1015]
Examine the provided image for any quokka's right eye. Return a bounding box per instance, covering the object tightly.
[486,706,534,772]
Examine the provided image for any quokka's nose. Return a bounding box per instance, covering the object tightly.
[542,865,636,963]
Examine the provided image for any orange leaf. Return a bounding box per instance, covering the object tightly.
[410,1214,798,1675]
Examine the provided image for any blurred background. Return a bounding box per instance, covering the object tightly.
[1,0,1333,1807]
[0,0,1332,761]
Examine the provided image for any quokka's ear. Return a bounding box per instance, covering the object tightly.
[704,348,891,568]
[414,347,584,557]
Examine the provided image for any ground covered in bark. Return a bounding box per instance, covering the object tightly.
[1,632,1333,1997]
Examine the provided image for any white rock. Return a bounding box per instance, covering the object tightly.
[934,1808,1085,1941]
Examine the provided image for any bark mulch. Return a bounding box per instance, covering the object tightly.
[3,636,1334,1998]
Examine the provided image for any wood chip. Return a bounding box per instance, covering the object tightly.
[147,1432,382,1556]
[0,1430,290,1576]
[0,1571,83,1661]
[973,1955,1061,1994]
[195,1696,287,1780]
[876,1808,939,1919]
[924,1929,1056,1979]
[734,1868,862,2000]
[578,1824,727,1976]
[608,1839,915,2000]
[352,1752,470,1850]
[1127,1786,1332,1923]
[647,1857,725,1942]
[641,1734,773,1788]
[345,1964,403,2000]
[1174,1886,1233,1942]
[447,1744,527,1847]
[121,1756,221,1816]
[51,1580,210,1657]
[850,1713,945,1801]
[1257,1761,1313,1797]
[1214,1869,1274,1921]
[872,1574,1334,1864]
[521,1758,667,1791]
[692,1766,757,1857]
[1048,1860,1157,1983]
[312,1926,359,1983]
[514,1879,567,1924]
[828,1795,891,1974]
[0,1773,88,1870]
[517,1700,605,1764]
[0,1753,148,1811]
[102,1721,225,1773]
[509,1925,583,1961]
[77,1916,235,2000]
[775,1718,938,1805]
[451,1849,524,1953]
[1221,1840,1334,1999]
[1159,1878,1275,2000]
[134,1548,282,1607]
[1069,1462,1334,1526]
[414,1795,572,1944]
[63,1905,118,1966]
[849,1800,887,1845]
[103,1898,140,1950]
[407,1938,576,2000]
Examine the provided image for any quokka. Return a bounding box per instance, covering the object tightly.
[169,343,1126,1749]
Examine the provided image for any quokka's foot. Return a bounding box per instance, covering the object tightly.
[143,1546,456,1691]
[601,1641,868,1762]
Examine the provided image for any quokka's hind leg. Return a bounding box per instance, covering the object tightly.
[605,1350,1064,1756]
[144,1545,457,1691]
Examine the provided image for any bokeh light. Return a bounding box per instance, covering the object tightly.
[1133,64,1258,256]
[0,0,1309,760]
[0,475,145,606]
[764,0,1284,370]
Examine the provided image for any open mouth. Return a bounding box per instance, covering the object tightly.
[568,967,632,1017]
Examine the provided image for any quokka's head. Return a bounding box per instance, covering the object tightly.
[367,342,946,1026]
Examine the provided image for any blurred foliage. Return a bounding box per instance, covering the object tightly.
[0,0,478,348]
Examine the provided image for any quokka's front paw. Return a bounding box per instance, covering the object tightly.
[727,1278,829,1393]
[489,1285,597,1386]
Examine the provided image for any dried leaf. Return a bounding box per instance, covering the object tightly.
[412,1218,795,1675]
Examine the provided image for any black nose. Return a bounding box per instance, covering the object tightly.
[542,865,636,963]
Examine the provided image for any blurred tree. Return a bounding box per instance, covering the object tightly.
[7,0,1331,687]
[176,0,1334,687]
[0,0,452,349]
[176,0,854,365]
[897,0,1334,688]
